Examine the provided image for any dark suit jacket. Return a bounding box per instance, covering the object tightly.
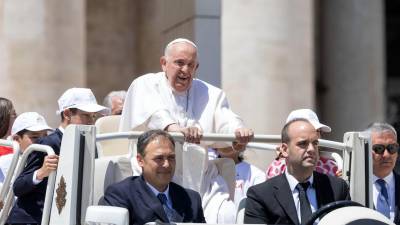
[391,171,400,225]
[7,128,63,224]
[244,171,350,225]
[100,176,206,225]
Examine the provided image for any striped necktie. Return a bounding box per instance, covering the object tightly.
[157,193,173,222]
[376,179,390,218]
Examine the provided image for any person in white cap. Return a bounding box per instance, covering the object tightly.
[7,87,107,225]
[266,109,339,179]
[0,112,53,180]
[11,112,53,152]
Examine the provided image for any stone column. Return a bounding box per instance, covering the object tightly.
[137,0,221,86]
[0,0,85,126]
[221,0,315,134]
[318,0,385,140]
[86,0,138,101]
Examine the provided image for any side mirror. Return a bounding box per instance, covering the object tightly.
[85,205,129,225]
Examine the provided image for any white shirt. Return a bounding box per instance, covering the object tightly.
[285,171,317,224]
[234,161,265,207]
[373,173,395,221]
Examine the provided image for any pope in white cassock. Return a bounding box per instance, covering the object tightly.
[119,38,254,223]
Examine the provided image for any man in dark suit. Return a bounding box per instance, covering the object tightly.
[244,118,350,225]
[367,122,400,224]
[100,129,206,225]
[7,88,107,225]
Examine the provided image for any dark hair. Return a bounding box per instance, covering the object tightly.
[0,97,14,138]
[281,118,309,144]
[16,129,29,138]
[137,130,175,156]
[61,108,78,122]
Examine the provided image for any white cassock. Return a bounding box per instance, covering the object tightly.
[120,72,244,223]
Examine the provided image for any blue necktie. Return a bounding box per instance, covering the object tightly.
[376,179,390,218]
[157,193,173,222]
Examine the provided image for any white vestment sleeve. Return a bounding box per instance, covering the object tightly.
[214,91,245,134]
[147,109,176,130]
[119,73,169,131]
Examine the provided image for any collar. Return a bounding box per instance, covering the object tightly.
[58,126,65,134]
[373,172,394,186]
[146,181,170,200]
[285,170,314,192]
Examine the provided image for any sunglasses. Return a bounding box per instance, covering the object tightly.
[372,143,399,154]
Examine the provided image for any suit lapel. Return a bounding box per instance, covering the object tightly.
[136,176,169,222]
[274,175,300,225]
[313,172,334,208]
[169,184,186,220]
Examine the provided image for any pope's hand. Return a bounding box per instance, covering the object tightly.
[234,127,254,144]
[166,123,203,144]
[181,126,203,144]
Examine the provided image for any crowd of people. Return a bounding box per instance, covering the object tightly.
[0,38,399,225]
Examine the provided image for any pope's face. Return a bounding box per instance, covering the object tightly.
[137,137,176,192]
[160,42,199,93]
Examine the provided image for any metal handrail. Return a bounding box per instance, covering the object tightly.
[97,131,347,151]
[247,139,347,152]
[0,140,20,212]
[97,131,281,143]
[0,144,56,225]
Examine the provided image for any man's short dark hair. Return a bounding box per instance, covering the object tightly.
[281,118,310,144]
[60,108,78,122]
[16,129,28,138]
[137,130,175,156]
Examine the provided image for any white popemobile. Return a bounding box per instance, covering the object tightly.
[0,117,394,225]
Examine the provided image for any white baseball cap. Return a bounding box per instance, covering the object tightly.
[11,112,53,135]
[285,108,331,133]
[57,88,108,115]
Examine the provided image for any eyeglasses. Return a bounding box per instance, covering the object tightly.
[372,143,399,154]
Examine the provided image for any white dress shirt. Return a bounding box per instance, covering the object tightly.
[285,171,318,223]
